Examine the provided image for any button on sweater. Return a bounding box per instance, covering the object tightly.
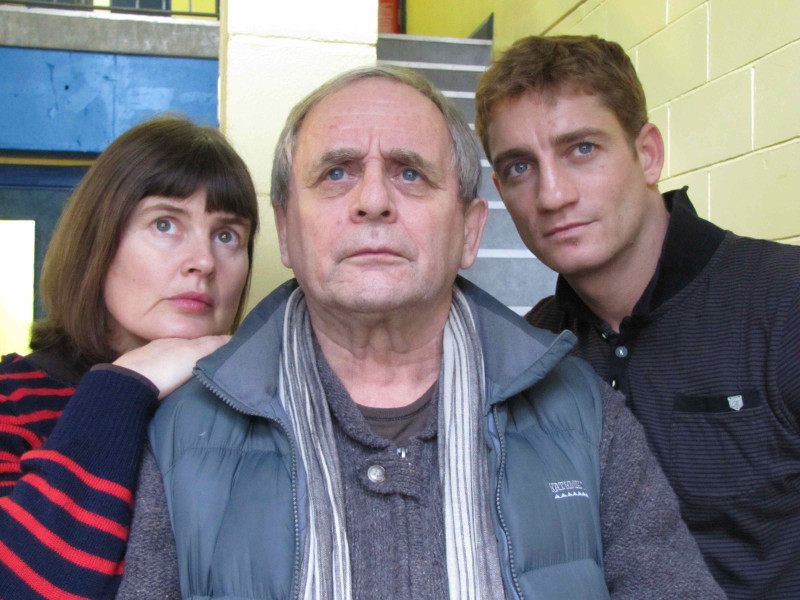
[317,352,449,600]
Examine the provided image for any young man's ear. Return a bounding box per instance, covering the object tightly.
[635,123,665,187]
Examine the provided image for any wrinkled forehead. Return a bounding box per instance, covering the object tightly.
[293,79,454,170]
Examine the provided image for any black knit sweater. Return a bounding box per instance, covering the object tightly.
[529,188,800,600]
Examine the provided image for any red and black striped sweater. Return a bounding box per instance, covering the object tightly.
[0,353,158,600]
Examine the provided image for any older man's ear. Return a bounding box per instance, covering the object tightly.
[460,197,489,271]
[273,205,292,270]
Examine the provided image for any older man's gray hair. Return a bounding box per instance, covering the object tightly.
[270,65,482,208]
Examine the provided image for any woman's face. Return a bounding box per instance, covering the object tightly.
[104,189,251,354]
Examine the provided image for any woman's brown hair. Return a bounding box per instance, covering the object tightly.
[30,116,259,367]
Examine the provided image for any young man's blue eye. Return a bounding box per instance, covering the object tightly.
[512,163,529,175]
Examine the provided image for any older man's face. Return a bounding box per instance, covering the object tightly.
[275,78,486,319]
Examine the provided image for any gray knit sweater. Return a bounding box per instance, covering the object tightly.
[119,360,722,598]
[116,447,181,600]
[318,353,449,600]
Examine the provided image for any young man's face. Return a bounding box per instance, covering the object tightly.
[486,90,663,284]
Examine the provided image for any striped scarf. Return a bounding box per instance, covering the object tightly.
[278,286,505,600]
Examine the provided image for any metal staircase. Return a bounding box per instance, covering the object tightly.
[377,34,557,314]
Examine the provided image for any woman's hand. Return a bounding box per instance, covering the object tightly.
[113,336,231,399]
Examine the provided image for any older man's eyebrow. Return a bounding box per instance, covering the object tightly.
[305,147,363,185]
[386,148,445,188]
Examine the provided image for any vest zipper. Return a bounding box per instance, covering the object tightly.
[196,372,303,600]
[492,405,524,600]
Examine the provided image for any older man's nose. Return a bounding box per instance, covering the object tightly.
[351,165,397,222]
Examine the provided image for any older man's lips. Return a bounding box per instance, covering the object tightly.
[168,292,214,314]
[347,246,404,260]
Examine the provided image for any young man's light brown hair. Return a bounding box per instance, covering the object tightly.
[475,35,648,160]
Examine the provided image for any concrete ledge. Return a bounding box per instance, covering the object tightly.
[0,5,218,58]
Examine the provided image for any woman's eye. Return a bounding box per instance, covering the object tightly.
[155,218,175,233]
[216,230,240,245]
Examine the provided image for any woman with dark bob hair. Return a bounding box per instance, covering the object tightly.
[0,116,259,599]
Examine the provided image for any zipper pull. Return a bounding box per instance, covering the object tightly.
[397,447,407,459]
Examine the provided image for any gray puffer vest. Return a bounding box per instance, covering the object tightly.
[149,278,610,599]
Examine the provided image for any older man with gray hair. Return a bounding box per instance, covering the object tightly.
[118,66,723,600]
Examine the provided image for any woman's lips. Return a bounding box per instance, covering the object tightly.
[167,292,214,314]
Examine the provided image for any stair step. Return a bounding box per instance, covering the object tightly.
[376,33,559,312]
[443,94,476,125]
[378,33,492,66]
[377,59,485,93]
[481,207,528,251]
[461,255,556,310]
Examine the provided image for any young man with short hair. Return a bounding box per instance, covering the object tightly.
[476,35,800,600]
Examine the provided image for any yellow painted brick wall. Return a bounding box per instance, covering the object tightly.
[221,0,378,310]
[541,0,800,244]
[0,221,34,356]
[171,0,217,15]
[406,0,494,38]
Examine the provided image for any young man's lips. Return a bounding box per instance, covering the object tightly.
[168,292,214,313]
[545,221,591,238]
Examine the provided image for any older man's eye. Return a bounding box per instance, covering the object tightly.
[327,167,346,181]
[401,168,421,182]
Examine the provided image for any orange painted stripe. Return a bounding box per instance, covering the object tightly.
[0,388,74,403]
[22,475,128,540]
[0,498,124,575]
[24,451,132,505]
[0,410,63,427]
[0,539,94,600]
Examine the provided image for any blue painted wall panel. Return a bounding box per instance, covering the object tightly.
[0,47,218,153]
[114,53,218,135]
[0,48,116,152]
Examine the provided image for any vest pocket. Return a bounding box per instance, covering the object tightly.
[667,390,774,499]
[518,558,610,599]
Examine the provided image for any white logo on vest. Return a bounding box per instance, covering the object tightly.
[548,480,589,500]
[727,395,744,411]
